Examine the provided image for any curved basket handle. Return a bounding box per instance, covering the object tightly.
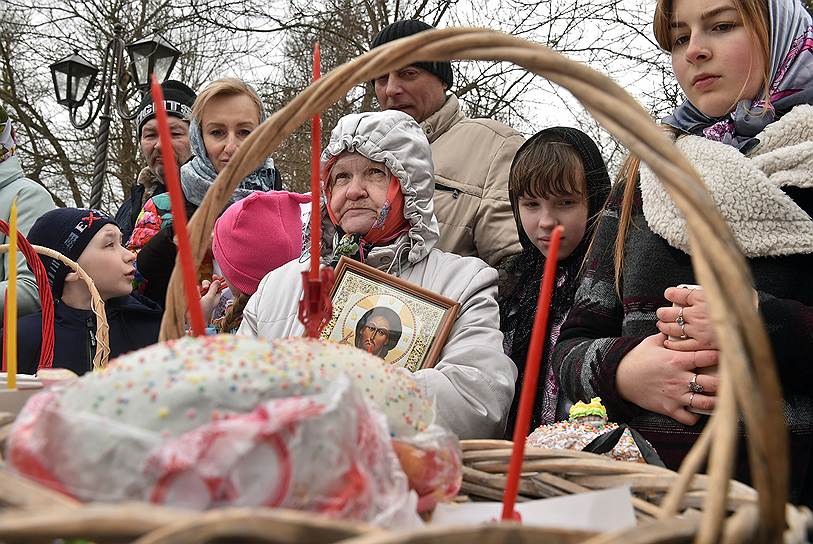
[0,220,54,369]
[0,244,110,370]
[160,28,787,541]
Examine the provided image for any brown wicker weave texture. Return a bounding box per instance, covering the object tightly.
[158,28,788,543]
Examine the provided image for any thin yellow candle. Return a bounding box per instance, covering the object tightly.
[6,198,17,390]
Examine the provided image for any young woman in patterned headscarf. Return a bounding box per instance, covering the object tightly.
[554,0,813,506]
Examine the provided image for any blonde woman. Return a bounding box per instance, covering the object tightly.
[180,77,280,206]
[128,78,281,305]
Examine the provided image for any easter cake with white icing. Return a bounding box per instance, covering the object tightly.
[8,335,460,519]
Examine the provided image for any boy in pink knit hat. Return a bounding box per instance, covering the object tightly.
[202,191,310,332]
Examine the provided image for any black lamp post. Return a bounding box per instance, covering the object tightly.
[49,26,181,209]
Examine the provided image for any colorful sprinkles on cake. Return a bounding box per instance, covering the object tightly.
[50,335,433,438]
[526,397,646,463]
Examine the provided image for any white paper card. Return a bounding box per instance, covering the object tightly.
[0,373,42,389]
[431,486,636,532]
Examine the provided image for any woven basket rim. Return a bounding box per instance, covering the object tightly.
[153,27,786,541]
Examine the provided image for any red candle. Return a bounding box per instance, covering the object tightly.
[150,74,206,337]
[501,225,564,521]
[298,41,334,338]
[310,42,321,280]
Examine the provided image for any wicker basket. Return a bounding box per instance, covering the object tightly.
[342,524,594,544]
[0,27,806,543]
[333,443,813,544]
[156,26,801,542]
[0,474,375,544]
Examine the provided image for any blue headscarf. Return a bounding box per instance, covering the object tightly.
[180,116,279,206]
[663,0,813,151]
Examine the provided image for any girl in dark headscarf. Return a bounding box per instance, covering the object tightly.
[499,127,611,438]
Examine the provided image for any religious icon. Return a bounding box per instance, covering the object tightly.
[321,257,459,370]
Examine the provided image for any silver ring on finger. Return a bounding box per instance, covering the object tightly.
[679,322,688,340]
[688,392,695,408]
[688,373,704,394]
[676,307,685,327]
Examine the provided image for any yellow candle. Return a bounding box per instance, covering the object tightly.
[6,198,17,390]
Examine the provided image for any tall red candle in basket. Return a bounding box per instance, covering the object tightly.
[501,225,564,521]
[150,75,206,337]
[310,42,321,280]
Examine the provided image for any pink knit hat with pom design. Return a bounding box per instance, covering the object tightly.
[213,191,311,295]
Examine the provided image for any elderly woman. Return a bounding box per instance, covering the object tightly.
[239,110,516,439]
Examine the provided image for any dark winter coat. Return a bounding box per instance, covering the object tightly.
[14,294,162,376]
[553,180,813,506]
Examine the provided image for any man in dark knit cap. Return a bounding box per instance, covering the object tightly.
[114,80,196,242]
[370,20,523,268]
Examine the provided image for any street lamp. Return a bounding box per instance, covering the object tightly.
[126,33,181,91]
[49,26,182,209]
[49,51,98,108]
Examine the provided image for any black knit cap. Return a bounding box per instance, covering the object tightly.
[26,208,118,298]
[135,80,196,138]
[370,20,453,89]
